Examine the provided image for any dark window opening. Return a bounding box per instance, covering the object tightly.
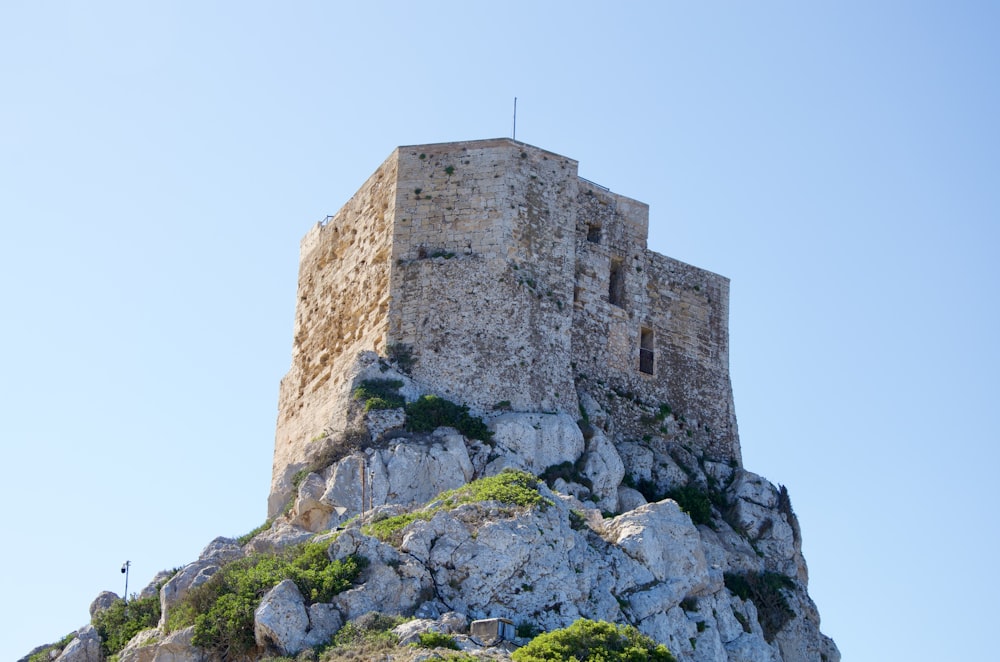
[609,257,625,307]
[587,223,602,243]
[639,327,655,374]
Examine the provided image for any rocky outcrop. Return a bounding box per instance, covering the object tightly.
[252,579,344,655]
[159,538,244,628]
[55,626,101,662]
[31,370,837,662]
[117,626,204,662]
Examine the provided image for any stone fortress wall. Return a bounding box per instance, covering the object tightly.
[271,138,739,514]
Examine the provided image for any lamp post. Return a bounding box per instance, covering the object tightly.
[121,560,131,604]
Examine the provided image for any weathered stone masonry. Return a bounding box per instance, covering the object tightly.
[271,138,739,515]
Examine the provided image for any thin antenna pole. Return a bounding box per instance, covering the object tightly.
[512,97,517,140]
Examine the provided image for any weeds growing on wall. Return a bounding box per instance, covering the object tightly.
[353,379,405,411]
[386,343,415,373]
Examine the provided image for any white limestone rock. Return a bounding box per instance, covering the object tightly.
[304,603,343,649]
[88,591,118,618]
[381,431,474,505]
[254,579,309,656]
[487,412,584,474]
[159,561,221,628]
[391,618,440,646]
[604,500,711,597]
[321,454,368,522]
[293,472,335,532]
[579,429,625,512]
[329,528,434,620]
[617,485,647,513]
[198,537,243,563]
[116,625,205,662]
[364,407,406,440]
[243,520,314,554]
[55,626,100,662]
[616,441,655,483]
[139,569,176,599]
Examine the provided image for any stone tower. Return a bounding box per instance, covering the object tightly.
[270,138,739,516]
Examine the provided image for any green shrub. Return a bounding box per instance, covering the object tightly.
[516,621,542,639]
[27,633,76,662]
[511,619,676,662]
[386,343,415,373]
[405,394,492,441]
[363,511,434,543]
[436,470,550,510]
[353,379,404,411]
[665,484,713,526]
[331,612,408,649]
[236,520,272,546]
[724,571,796,642]
[414,631,460,649]
[168,546,365,658]
[363,470,551,542]
[540,460,592,490]
[93,595,161,656]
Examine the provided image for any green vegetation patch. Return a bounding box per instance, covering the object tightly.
[405,394,492,441]
[665,484,714,527]
[364,470,551,542]
[333,611,409,652]
[236,520,272,546]
[724,571,796,642]
[414,631,460,650]
[93,595,161,657]
[27,633,77,662]
[511,618,677,662]
[167,544,365,658]
[353,379,405,412]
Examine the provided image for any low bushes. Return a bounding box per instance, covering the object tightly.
[363,470,551,543]
[724,571,796,642]
[405,394,492,441]
[93,595,161,657]
[167,544,365,658]
[512,618,676,662]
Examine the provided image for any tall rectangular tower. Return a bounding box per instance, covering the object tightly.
[271,139,738,515]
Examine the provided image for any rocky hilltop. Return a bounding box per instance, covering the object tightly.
[25,141,837,661]
[26,351,838,662]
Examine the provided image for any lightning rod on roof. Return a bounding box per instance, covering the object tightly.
[512,97,517,140]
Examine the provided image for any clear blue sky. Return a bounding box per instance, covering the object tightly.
[2,2,997,660]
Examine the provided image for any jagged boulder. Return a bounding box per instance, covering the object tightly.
[117,625,204,662]
[253,579,345,655]
[254,579,309,655]
[604,500,711,596]
[54,626,100,662]
[293,431,476,533]
[329,528,435,620]
[579,428,625,512]
[159,537,243,627]
[89,591,119,618]
[486,412,584,474]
